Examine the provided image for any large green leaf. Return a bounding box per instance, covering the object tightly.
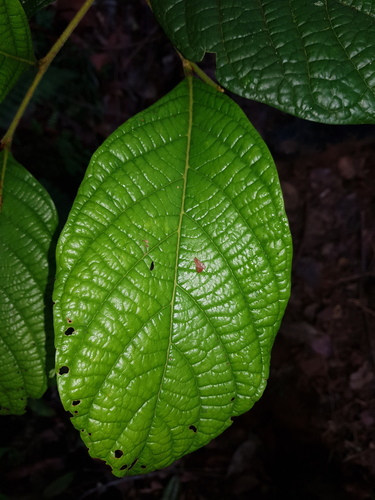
[150,0,375,124]
[0,0,35,104]
[0,152,58,415]
[54,77,292,476]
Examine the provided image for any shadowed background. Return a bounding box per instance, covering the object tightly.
[0,0,374,498]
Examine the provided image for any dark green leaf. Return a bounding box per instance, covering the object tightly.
[150,0,375,124]
[161,476,180,500]
[54,78,292,475]
[43,472,75,499]
[0,0,35,104]
[0,152,58,415]
[20,0,54,18]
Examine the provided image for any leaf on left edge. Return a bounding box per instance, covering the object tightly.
[0,0,35,104]
[0,152,58,414]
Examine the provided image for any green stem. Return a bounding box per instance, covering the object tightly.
[0,50,36,66]
[180,55,224,92]
[189,61,224,92]
[1,0,95,151]
[0,0,95,210]
[144,2,221,92]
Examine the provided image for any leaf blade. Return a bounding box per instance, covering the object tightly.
[150,0,375,124]
[0,152,58,415]
[0,0,35,104]
[54,78,292,475]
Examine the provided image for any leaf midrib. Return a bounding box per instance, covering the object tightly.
[155,75,193,422]
[168,76,193,359]
[131,76,194,464]
[82,78,195,463]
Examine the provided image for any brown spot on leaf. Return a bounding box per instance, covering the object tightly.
[194,257,205,273]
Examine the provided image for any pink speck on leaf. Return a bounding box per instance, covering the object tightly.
[194,257,205,273]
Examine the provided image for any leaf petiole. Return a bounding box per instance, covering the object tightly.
[0,0,96,208]
[179,54,224,92]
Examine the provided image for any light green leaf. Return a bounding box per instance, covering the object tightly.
[54,78,292,476]
[0,0,35,104]
[0,152,58,415]
[150,0,375,124]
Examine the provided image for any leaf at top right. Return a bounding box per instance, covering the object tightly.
[150,0,375,124]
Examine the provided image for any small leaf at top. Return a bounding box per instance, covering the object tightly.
[150,0,375,124]
[20,0,54,18]
[0,0,35,104]
[54,78,292,476]
[0,152,58,415]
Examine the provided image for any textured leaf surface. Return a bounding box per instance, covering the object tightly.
[0,152,58,414]
[54,78,292,476]
[0,0,35,104]
[150,0,375,124]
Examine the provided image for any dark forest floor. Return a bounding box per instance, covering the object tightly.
[1,1,375,499]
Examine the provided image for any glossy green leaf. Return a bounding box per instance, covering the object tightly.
[0,0,35,104]
[20,0,54,19]
[150,0,375,124]
[54,78,292,476]
[0,152,58,415]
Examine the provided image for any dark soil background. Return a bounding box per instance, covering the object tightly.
[1,1,375,499]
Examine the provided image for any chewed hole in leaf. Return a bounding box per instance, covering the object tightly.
[128,458,138,470]
[53,78,292,477]
[72,400,81,406]
[64,327,75,336]
[58,366,69,375]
